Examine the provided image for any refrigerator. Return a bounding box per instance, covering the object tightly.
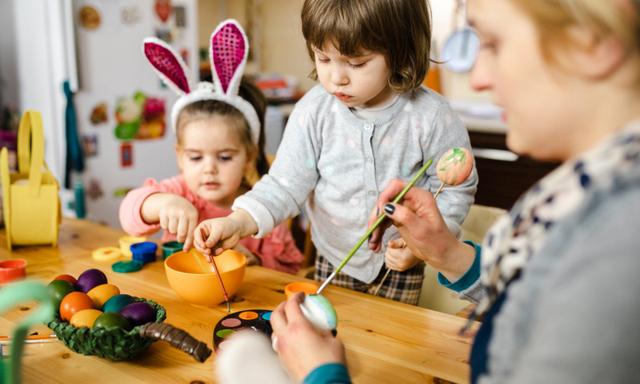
[13,0,199,227]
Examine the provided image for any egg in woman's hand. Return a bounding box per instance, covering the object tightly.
[299,294,337,331]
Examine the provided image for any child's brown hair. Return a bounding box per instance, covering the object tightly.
[176,78,269,186]
[301,0,432,93]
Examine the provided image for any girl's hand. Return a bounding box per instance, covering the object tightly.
[192,209,259,261]
[384,238,422,271]
[193,217,242,260]
[270,293,346,382]
[370,179,475,281]
[148,193,198,250]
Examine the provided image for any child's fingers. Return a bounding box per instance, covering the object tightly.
[182,219,197,252]
[193,225,209,251]
[176,217,189,243]
[159,213,168,230]
[387,238,406,249]
[167,215,178,235]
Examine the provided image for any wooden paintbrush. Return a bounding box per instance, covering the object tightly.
[194,250,231,313]
[317,159,433,294]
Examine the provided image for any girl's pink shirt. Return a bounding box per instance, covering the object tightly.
[119,176,303,274]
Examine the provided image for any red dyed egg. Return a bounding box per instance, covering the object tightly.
[53,274,77,286]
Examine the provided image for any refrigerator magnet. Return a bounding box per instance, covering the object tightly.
[154,0,172,23]
[121,6,142,26]
[82,134,98,157]
[79,5,101,30]
[120,142,133,168]
[90,102,108,125]
[174,6,186,28]
[86,178,104,200]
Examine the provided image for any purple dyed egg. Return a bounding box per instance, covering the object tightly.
[76,269,108,293]
[119,302,156,326]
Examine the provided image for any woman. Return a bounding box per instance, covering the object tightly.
[270,0,640,382]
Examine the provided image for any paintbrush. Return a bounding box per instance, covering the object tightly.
[209,255,231,313]
[316,159,433,294]
[194,250,232,313]
[373,147,474,295]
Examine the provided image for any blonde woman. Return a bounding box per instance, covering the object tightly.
[271,0,640,382]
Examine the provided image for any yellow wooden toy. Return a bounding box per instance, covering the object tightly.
[1,110,61,250]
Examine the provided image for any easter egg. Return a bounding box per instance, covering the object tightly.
[70,309,103,328]
[102,294,136,313]
[87,284,120,309]
[76,269,108,293]
[300,294,337,331]
[93,312,132,331]
[119,302,156,326]
[60,292,95,321]
[53,274,77,286]
[48,280,75,311]
[436,147,474,186]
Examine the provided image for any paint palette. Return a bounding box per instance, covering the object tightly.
[213,309,273,350]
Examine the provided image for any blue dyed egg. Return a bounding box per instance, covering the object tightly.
[300,294,337,331]
[102,294,135,313]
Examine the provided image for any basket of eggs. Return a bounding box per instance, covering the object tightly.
[47,268,211,362]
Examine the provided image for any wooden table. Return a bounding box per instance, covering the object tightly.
[0,219,476,383]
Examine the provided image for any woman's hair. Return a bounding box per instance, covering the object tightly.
[511,0,640,69]
[176,77,269,187]
[301,0,432,93]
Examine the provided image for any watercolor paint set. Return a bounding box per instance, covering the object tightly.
[213,309,273,349]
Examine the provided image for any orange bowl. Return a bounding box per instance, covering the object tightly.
[164,249,246,307]
[284,281,319,299]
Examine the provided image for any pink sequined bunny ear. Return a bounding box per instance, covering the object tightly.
[143,38,192,95]
[210,20,248,97]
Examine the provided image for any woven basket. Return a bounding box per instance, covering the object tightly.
[48,298,166,361]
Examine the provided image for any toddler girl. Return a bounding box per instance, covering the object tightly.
[119,20,303,274]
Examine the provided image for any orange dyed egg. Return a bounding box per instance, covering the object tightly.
[70,309,103,328]
[87,284,120,309]
[60,292,94,321]
[436,147,474,186]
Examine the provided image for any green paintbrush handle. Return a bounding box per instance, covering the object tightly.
[331,159,433,276]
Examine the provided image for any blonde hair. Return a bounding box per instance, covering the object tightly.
[511,0,640,68]
[301,0,432,93]
[176,79,268,187]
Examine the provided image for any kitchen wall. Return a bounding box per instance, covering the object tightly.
[197,0,490,101]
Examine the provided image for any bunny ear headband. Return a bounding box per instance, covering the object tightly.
[142,19,260,145]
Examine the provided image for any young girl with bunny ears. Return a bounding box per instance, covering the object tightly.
[119,19,303,274]
[194,0,478,304]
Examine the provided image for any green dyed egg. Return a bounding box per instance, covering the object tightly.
[102,294,135,313]
[47,280,75,311]
[93,312,132,331]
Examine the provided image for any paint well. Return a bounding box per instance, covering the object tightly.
[239,311,258,320]
[261,312,272,321]
[216,329,235,338]
[221,318,242,328]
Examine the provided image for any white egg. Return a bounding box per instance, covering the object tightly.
[299,294,337,331]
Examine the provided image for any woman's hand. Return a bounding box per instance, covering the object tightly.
[270,293,346,382]
[368,179,475,281]
[142,193,198,250]
[384,238,422,271]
